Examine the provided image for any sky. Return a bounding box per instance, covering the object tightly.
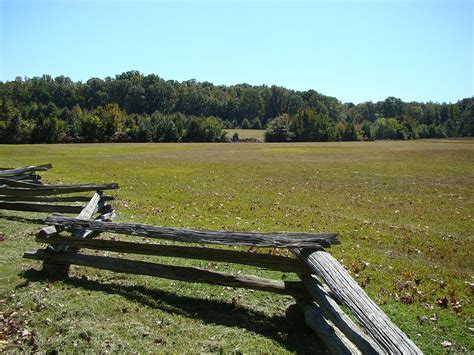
[0,0,472,104]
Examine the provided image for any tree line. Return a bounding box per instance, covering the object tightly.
[0,71,472,143]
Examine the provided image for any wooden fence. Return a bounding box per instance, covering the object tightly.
[3,164,422,354]
[0,164,117,214]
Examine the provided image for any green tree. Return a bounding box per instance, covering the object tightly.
[0,70,472,144]
[361,120,375,141]
[241,118,251,129]
[374,117,407,140]
[96,103,125,140]
[1,112,34,143]
[334,122,346,141]
[240,89,263,120]
[232,132,240,142]
[251,118,262,129]
[287,94,304,115]
[183,116,226,142]
[291,107,334,141]
[81,114,103,142]
[152,112,180,142]
[264,114,294,142]
[342,122,359,141]
[31,116,62,143]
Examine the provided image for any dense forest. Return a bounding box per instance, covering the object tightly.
[0,71,472,143]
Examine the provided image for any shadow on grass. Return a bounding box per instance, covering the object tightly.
[22,268,326,354]
[0,213,46,225]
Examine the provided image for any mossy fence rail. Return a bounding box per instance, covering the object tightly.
[1,164,422,354]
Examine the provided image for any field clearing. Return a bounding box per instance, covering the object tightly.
[225,129,265,140]
[0,139,473,353]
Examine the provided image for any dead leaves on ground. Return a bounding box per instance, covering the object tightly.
[393,272,466,314]
[0,309,38,352]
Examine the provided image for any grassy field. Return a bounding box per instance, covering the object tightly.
[0,140,473,353]
[225,129,265,140]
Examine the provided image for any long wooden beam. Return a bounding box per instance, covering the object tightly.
[0,164,52,176]
[43,215,340,248]
[0,177,43,188]
[0,195,114,203]
[291,249,422,354]
[80,208,117,239]
[299,274,381,354]
[4,174,42,182]
[39,192,103,239]
[0,202,83,214]
[0,183,119,196]
[74,192,103,238]
[24,250,306,297]
[297,300,360,355]
[35,235,309,273]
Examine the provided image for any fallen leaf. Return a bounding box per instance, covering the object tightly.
[441,340,452,348]
[79,332,91,342]
[400,294,414,304]
[452,302,462,313]
[436,297,448,308]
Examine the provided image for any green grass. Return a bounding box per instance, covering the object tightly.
[0,140,473,353]
[225,129,265,140]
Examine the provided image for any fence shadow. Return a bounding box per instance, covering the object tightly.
[22,268,325,354]
[0,212,46,225]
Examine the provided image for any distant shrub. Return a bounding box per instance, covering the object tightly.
[291,108,334,142]
[111,131,132,142]
[264,114,294,142]
[183,116,227,142]
[232,132,240,142]
[251,118,262,129]
[241,119,251,129]
[238,137,262,143]
[361,120,375,141]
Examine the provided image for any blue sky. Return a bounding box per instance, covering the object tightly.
[0,0,472,103]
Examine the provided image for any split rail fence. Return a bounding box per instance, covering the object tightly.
[1,164,422,354]
[0,164,117,215]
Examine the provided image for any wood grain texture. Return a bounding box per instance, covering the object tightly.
[95,208,116,222]
[0,164,52,176]
[0,183,119,196]
[80,209,117,239]
[297,300,360,355]
[39,192,104,239]
[0,195,114,203]
[44,215,340,248]
[299,274,381,354]
[35,235,308,273]
[3,174,42,182]
[0,177,43,188]
[24,250,306,297]
[0,202,83,214]
[292,249,422,354]
[76,192,102,219]
[41,209,117,248]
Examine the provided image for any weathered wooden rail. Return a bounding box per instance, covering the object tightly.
[5,164,421,354]
[25,227,421,353]
[0,164,118,215]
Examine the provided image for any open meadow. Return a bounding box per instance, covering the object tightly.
[224,129,266,140]
[0,139,473,353]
